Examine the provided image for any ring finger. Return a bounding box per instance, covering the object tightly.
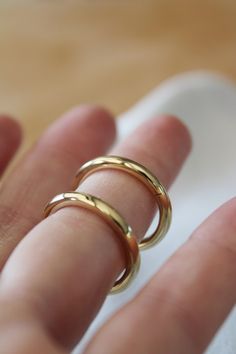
[0,106,115,266]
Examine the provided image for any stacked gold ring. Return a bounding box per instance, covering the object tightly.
[73,156,172,250]
[44,156,171,293]
[44,192,140,294]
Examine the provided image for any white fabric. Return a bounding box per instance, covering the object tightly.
[75,71,236,354]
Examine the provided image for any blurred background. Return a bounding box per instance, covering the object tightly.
[0,1,236,148]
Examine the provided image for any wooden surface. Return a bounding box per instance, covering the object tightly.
[0,1,236,148]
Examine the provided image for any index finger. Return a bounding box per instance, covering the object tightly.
[85,198,236,354]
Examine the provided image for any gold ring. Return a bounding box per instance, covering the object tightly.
[44,192,140,294]
[73,156,172,250]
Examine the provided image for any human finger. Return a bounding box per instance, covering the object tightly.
[0,115,191,349]
[0,115,22,176]
[0,105,116,266]
[84,198,236,354]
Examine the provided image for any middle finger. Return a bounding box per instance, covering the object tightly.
[0,115,191,348]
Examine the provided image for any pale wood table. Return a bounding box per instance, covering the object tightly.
[0,1,236,148]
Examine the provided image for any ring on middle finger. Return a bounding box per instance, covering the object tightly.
[73,155,172,250]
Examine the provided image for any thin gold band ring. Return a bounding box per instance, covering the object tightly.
[73,156,172,250]
[44,192,140,294]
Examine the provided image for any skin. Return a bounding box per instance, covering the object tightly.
[0,106,235,354]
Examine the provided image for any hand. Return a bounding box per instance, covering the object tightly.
[0,106,234,354]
